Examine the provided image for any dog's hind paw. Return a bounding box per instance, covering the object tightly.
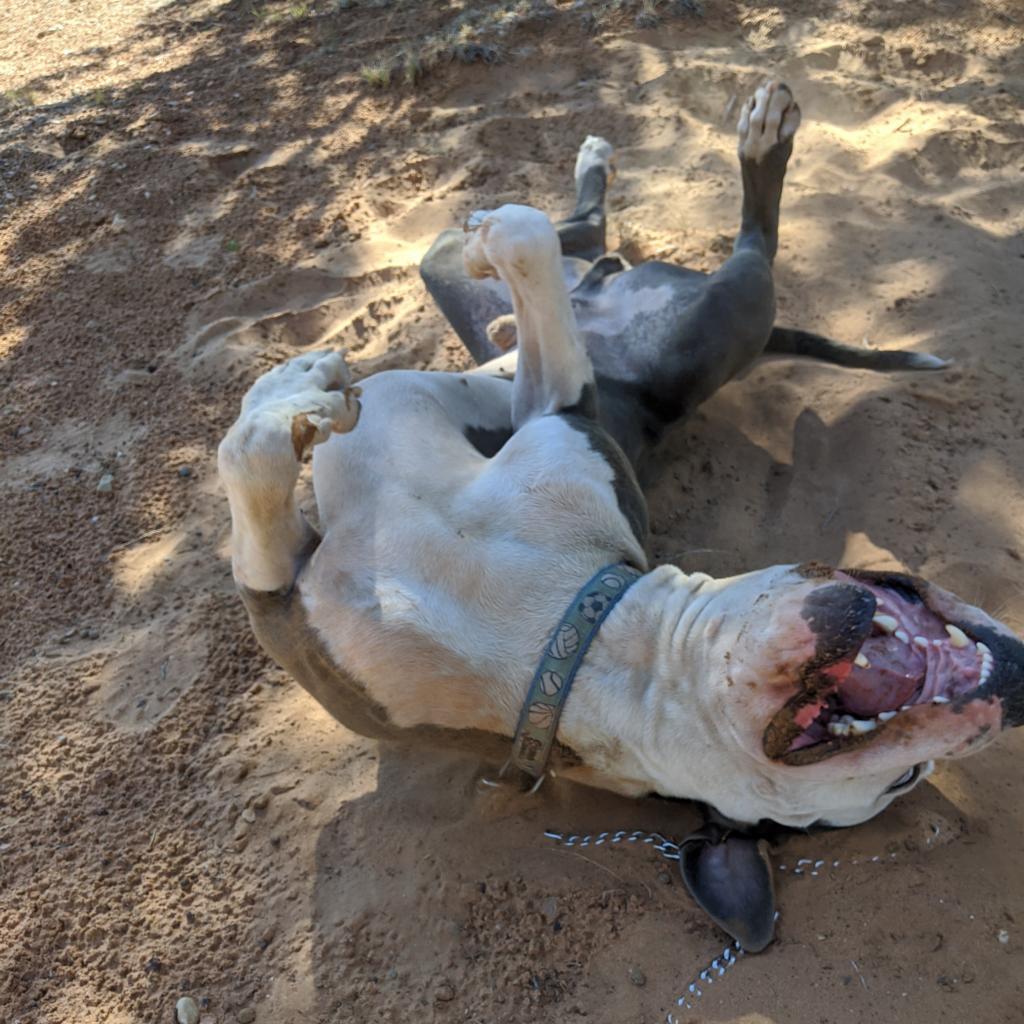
[574,135,616,190]
[737,81,801,163]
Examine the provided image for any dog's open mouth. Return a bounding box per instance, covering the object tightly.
[766,574,996,765]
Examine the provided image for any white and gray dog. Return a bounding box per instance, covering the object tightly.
[219,83,1024,948]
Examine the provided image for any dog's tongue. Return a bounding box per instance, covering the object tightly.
[839,635,924,716]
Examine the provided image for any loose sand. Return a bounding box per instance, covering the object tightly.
[2,1,1022,1021]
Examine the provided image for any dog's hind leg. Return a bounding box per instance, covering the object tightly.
[218,350,360,592]
[615,82,800,430]
[734,81,801,264]
[463,205,596,428]
[419,136,616,365]
[552,135,614,261]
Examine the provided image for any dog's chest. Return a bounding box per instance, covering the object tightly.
[302,412,646,725]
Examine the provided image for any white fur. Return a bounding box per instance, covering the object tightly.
[737,81,801,163]
[220,205,984,829]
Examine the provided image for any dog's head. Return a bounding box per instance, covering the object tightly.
[679,562,1024,829]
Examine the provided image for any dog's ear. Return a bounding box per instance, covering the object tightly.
[679,825,776,952]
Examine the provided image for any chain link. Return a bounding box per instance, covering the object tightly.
[543,825,899,1019]
[543,828,681,861]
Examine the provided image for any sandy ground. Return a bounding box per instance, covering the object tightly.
[2,1,1024,1022]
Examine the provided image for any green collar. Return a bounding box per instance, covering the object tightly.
[510,563,642,781]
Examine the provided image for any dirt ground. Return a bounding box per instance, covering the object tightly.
[2,0,1023,1021]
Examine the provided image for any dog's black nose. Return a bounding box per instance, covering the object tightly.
[971,624,1024,729]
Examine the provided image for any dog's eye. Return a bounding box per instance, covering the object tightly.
[886,764,921,793]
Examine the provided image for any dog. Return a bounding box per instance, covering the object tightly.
[218,82,1024,948]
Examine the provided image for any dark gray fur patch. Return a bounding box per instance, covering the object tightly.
[464,424,513,457]
[561,380,598,422]
[560,412,649,548]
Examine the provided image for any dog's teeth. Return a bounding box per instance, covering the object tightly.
[874,614,899,634]
[932,695,951,705]
[878,710,898,722]
[895,629,910,644]
[976,641,991,656]
[828,720,850,737]
[945,624,970,648]
[901,704,914,711]
[913,635,930,649]
[849,718,877,735]
[855,652,870,668]
[979,647,994,685]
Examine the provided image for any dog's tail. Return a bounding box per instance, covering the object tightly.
[766,326,949,371]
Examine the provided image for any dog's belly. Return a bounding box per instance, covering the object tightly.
[572,262,709,384]
[299,370,646,734]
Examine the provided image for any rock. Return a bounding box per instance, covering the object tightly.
[434,981,456,1002]
[110,213,127,233]
[540,896,558,922]
[15,425,31,437]
[178,465,192,478]
[657,871,672,885]
[237,1009,255,1024]
[997,929,1010,944]
[97,473,114,494]
[629,966,646,987]
[241,807,256,824]
[176,997,200,1024]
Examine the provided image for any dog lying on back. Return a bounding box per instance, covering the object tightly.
[219,83,1024,948]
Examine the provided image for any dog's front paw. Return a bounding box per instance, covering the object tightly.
[220,349,361,498]
[737,81,801,164]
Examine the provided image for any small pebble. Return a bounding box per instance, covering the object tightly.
[434,981,456,1002]
[657,871,672,885]
[15,425,31,437]
[237,1010,255,1024]
[176,997,200,1024]
[241,807,256,824]
[178,465,192,478]
[540,896,558,922]
[97,473,114,494]
[629,966,646,987]
[997,929,1010,944]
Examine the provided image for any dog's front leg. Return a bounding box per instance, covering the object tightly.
[218,350,360,593]
[463,205,596,429]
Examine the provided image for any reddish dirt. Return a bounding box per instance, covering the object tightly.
[2,1,1023,1022]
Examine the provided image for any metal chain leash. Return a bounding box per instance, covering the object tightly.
[542,826,901,1019]
[543,827,681,861]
